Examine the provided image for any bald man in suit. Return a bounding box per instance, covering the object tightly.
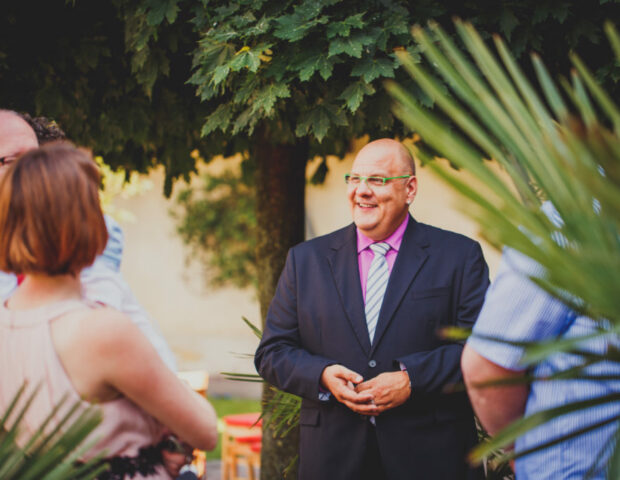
[256,139,489,479]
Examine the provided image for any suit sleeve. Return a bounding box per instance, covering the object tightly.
[255,248,334,400]
[396,241,490,394]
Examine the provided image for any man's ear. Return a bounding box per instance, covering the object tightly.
[406,176,418,205]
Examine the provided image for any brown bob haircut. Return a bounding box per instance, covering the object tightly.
[0,142,108,276]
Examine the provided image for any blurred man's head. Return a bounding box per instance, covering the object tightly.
[0,110,38,176]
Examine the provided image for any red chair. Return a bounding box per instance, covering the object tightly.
[221,413,262,480]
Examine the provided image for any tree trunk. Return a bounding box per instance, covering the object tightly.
[254,132,308,480]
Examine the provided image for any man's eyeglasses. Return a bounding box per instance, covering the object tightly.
[0,156,16,167]
[344,173,413,187]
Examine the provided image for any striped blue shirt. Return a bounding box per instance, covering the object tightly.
[468,248,620,479]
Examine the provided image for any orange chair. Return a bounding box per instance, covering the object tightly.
[177,370,210,397]
[221,413,262,480]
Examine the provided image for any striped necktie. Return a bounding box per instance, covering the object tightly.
[365,242,390,344]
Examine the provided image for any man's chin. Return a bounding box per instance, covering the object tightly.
[353,217,378,233]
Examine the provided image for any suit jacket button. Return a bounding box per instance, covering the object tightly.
[368,360,377,368]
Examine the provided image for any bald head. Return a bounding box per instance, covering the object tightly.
[348,138,418,241]
[0,110,38,175]
[356,139,415,176]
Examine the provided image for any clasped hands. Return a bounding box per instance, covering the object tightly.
[320,364,411,415]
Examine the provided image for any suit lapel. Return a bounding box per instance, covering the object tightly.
[371,217,429,355]
[327,224,371,355]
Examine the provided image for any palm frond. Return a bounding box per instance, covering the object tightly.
[0,384,106,480]
[389,18,620,474]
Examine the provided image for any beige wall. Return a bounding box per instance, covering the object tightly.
[115,146,502,375]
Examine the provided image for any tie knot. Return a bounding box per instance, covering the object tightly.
[369,242,390,257]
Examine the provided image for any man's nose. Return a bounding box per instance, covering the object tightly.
[356,179,373,195]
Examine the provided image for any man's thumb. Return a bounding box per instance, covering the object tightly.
[340,367,363,384]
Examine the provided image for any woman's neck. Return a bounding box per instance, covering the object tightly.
[8,273,82,310]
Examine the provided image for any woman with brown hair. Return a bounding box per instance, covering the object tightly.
[0,143,217,479]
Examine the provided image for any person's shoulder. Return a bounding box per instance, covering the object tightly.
[74,306,135,344]
[53,304,135,358]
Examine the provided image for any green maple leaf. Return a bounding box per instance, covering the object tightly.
[246,15,271,36]
[532,5,552,24]
[230,49,261,72]
[233,76,259,104]
[144,0,179,26]
[295,103,347,142]
[193,42,235,74]
[250,83,291,115]
[212,65,230,85]
[193,78,220,101]
[351,57,396,83]
[328,32,374,58]
[551,4,570,23]
[202,104,233,135]
[273,13,329,42]
[295,53,336,81]
[339,81,376,112]
[326,13,366,39]
[214,3,240,19]
[232,107,253,135]
[499,9,519,40]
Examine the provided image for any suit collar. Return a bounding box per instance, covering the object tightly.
[327,224,371,355]
[371,216,430,354]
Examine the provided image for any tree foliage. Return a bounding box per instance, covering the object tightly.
[134,0,619,176]
[0,1,208,196]
[3,1,617,196]
[172,168,257,289]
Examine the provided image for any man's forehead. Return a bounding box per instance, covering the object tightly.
[352,148,400,172]
[0,113,38,156]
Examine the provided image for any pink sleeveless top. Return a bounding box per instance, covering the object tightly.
[0,298,171,479]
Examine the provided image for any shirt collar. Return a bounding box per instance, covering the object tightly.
[356,215,409,253]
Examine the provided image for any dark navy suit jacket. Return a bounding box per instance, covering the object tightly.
[255,217,489,479]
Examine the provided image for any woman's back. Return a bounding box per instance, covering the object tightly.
[0,144,217,478]
[0,297,170,479]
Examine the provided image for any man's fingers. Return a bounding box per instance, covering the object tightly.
[355,380,375,392]
[334,366,363,384]
[322,365,363,392]
[344,400,379,415]
[334,385,373,404]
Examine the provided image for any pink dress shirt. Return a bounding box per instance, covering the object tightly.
[357,215,409,303]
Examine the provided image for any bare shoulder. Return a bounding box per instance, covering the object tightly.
[64,306,139,352]
[85,305,132,328]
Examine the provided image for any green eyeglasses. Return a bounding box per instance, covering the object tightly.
[344,173,413,187]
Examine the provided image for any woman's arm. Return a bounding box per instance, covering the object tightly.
[67,308,218,451]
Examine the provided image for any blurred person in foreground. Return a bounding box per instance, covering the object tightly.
[462,228,620,478]
[0,143,218,479]
[0,109,176,370]
[255,139,489,479]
